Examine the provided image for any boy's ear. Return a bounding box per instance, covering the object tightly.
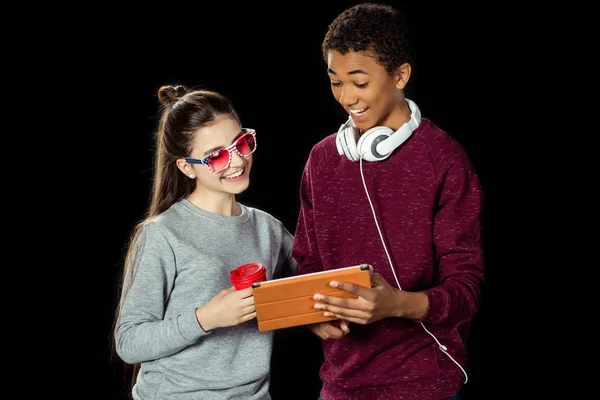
[395,63,411,90]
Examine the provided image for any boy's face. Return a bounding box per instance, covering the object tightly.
[327,50,408,132]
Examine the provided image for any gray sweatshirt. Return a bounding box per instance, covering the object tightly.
[115,199,298,400]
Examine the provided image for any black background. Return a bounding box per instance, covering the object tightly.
[97,1,515,398]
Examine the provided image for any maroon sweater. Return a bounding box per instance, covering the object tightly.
[292,119,484,400]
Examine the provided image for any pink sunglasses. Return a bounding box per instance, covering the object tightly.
[184,129,256,173]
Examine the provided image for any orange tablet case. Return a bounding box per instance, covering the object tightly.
[252,264,371,331]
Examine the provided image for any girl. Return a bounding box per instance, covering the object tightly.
[114,85,298,400]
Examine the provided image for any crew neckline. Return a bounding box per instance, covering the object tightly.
[179,199,250,225]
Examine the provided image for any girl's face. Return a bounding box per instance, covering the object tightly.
[188,116,254,196]
[326,50,409,132]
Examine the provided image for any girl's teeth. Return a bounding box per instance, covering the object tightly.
[225,169,243,179]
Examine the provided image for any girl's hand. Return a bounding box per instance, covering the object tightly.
[195,286,256,331]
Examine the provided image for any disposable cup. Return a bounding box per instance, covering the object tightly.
[229,262,267,290]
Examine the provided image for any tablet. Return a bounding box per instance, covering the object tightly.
[252,264,371,331]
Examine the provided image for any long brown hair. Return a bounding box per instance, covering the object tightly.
[111,84,240,392]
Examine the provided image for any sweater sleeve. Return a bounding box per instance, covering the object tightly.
[292,154,325,275]
[115,221,206,364]
[417,153,485,325]
[275,223,300,279]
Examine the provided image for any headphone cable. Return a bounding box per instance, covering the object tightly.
[359,156,468,384]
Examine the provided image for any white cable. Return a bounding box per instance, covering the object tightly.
[359,156,468,384]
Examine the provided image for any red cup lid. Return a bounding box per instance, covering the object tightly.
[230,263,265,282]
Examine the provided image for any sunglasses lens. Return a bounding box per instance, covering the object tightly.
[236,133,256,155]
[205,132,255,173]
[207,150,230,172]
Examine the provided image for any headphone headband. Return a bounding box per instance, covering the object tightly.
[375,98,420,155]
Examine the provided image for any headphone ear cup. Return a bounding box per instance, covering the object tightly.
[337,126,360,161]
[344,127,361,161]
[337,120,351,158]
[335,128,346,156]
[357,126,394,162]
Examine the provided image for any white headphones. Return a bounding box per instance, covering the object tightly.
[336,98,421,162]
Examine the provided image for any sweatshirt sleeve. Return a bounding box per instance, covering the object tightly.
[115,221,207,364]
[274,222,299,279]
[417,152,485,325]
[292,154,325,276]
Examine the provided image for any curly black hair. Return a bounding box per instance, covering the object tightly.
[322,3,413,75]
